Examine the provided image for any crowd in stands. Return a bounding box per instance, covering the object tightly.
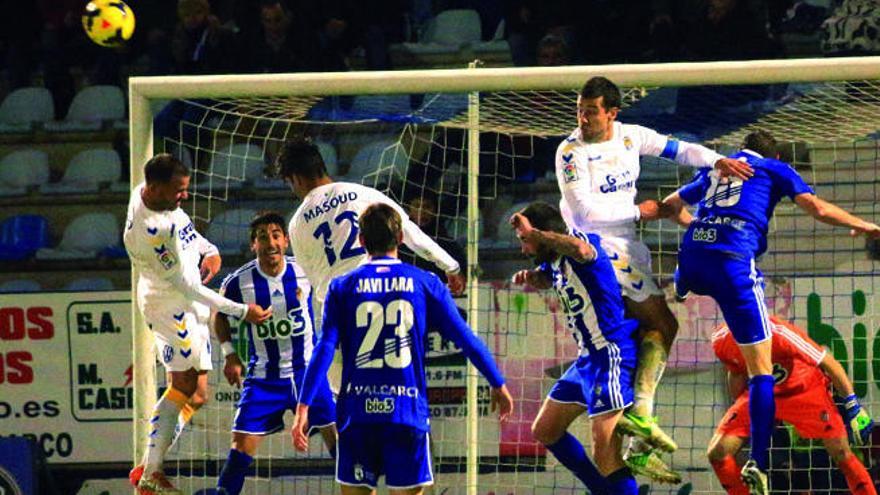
[2,0,880,117]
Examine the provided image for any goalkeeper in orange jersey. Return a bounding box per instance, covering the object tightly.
[708,316,876,495]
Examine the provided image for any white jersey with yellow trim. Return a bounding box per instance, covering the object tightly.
[124,183,247,320]
[556,123,723,238]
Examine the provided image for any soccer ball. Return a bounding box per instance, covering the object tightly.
[82,0,136,48]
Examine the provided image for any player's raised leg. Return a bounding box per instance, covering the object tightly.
[531,398,607,493]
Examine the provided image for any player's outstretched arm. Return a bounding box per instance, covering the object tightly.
[794,193,880,238]
[509,212,595,263]
[819,353,875,445]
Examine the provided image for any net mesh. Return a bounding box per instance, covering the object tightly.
[144,75,880,494]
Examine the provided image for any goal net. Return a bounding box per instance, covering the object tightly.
[130,58,880,494]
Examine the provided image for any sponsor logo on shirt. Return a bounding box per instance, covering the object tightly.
[599,170,635,193]
[365,397,396,414]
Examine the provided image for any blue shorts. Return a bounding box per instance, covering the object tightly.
[336,423,433,490]
[232,373,335,435]
[676,250,772,345]
[548,340,636,417]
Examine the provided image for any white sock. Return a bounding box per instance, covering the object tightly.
[143,389,186,478]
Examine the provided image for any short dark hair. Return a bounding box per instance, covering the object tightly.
[519,201,568,235]
[249,210,287,242]
[144,153,190,184]
[742,130,778,158]
[580,76,621,110]
[359,203,402,255]
[273,137,327,180]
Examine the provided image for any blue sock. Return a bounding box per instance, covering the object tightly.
[605,467,638,495]
[545,432,608,493]
[217,449,253,495]
[749,374,775,471]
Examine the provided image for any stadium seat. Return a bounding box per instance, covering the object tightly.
[400,9,482,55]
[346,139,410,184]
[472,19,510,54]
[36,212,120,260]
[0,214,50,260]
[0,149,50,197]
[40,148,122,194]
[64,277,115,291]
[0,279,41,293]
[0,87,54,132]
[206,208,258,255]
[45,85,126,132]
[201,143,266,192]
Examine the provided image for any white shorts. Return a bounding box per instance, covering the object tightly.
[599,236,662,303]
[145,302,213,372]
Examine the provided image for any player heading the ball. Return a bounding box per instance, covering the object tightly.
[124,153,271,495]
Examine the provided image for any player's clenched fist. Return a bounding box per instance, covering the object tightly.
[244,303,272,324]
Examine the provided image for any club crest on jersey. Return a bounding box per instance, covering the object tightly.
[162,344,174,363]
[623,136,633,150]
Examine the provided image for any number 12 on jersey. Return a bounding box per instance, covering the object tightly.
[313,211,367,266]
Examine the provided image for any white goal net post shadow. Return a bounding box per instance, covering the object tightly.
[129,56,880,493]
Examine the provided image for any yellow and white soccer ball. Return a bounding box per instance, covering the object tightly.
[82,0,136,48]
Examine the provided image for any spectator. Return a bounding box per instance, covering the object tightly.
[682,0,779,61]
[821,0,880,56]
[240,0,325,73]
[399,193,466,284]
[536,33,571,66]
[170,0,239,75]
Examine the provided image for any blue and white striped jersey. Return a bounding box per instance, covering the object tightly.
[541,230,639,355]
[220,256,314,379]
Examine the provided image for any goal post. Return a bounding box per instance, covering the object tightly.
[129,56,880,494]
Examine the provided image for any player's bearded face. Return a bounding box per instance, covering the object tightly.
[577,96,617,143]
[150,175,190,210]
[520,238,554,265]
[252,224,288,266]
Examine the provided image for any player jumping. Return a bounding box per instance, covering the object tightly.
[555,76,754,480]
[710,316,875,495]
[653,129,880,494]
[214,211,337,494]
[510,201,646,493]
[275,138,464,389]
[291,203,513,494]
[124,154,271,494]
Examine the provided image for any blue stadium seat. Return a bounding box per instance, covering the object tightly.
[0,215,49,260]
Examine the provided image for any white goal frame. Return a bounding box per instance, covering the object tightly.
[129,56,880,494]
